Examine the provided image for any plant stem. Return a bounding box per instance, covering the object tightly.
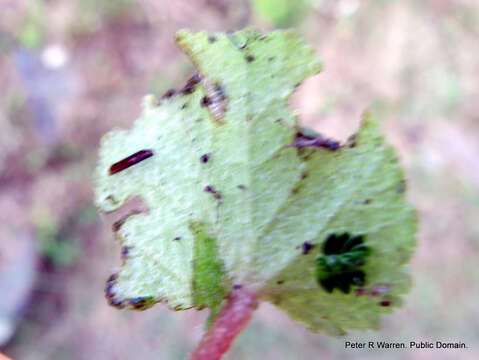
[190,286,258,360]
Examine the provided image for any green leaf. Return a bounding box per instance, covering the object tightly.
[191,222,227,327]
[95,29,416,334]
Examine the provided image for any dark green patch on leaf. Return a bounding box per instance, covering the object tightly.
[316,233,371,294]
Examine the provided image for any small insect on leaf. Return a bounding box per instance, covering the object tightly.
[109,150,153,175]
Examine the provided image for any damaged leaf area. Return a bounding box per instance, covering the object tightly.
[94,29,416,335]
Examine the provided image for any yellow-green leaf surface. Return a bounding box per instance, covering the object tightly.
[95,29,416,335]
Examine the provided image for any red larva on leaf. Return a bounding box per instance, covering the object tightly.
[109,150,153,175]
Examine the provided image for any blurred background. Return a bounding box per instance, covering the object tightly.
[1,0,478,359]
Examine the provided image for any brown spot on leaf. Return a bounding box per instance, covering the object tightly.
[204,185,222,200]
[201,96,212,107]
[347,134,357,148]
[108,298,125,308]
[355,288,369,296]
[107,273,118,282]
[200,154,210,163]
[105,276,116,297]
[105,273,125,308]
[121,246,132,261]
[204,185,215,193]
[129,297,153,310]
[245,55,255,62]
[379,300,391,307]
[302,241,315,254]
[180,73,202,95]
[162,89,176,99]
[208,35,216,43]
[286,132,340,151]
